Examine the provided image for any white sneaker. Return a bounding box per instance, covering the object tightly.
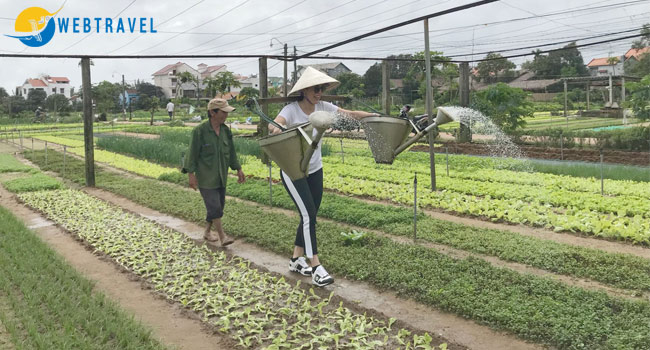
[289,257,312,276]
[312,265,334,287]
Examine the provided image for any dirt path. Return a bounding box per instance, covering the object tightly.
[82,186,541,350]
[0,150,231,350]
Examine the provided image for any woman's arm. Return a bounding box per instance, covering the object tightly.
[337,108,380,120]
[268,115,287,134]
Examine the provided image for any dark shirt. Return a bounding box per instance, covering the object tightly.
[184,121,241,189]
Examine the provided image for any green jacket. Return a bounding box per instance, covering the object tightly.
[184,121,241,189]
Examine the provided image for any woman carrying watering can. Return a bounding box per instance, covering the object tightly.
[268,67,379,287]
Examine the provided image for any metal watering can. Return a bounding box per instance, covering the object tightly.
[362,107,455,164]
[257,111,335,181]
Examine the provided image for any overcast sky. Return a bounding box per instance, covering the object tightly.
[1,0,648,94]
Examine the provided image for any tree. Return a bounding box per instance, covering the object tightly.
[626,73,650,120]
[470,83,533,133]
[0,87,8,99]
[176,71,200,104]
[213,71,241,95]
[625,24,650,77]
[148,96,159,125]
[135,81,163,99]
[203,77,219,98]
[5,95,27,116]
[26,89,47,110]
[476,53,516,83]
[607,56,621,76]
[523,42,588,78]
[237,87,259,101]
[632,23,650,49]
[331,72,364,96]
[45,94,70,115]
[362,63,382,97]
[92,81,121,116]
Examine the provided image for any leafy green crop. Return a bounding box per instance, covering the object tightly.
[19,189,444,350]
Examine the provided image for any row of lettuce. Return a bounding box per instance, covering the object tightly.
[0,154,447,350]
[14,147,650,350]
[33,132,650,244]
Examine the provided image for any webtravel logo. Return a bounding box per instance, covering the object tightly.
[5,6,61,47]
[5,6,157,48]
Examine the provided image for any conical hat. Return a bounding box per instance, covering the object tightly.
[289,66,340,96]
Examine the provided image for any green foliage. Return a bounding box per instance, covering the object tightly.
[45,93,71,114]
[19,187,442,349]
[2,173,62,192]
[25,153,650,349]
[92,81,121,115]
[626,74,650,120]
[471,83,533,132]
[362,63,382,97]
[0,154,36,173]
[340,229,367,246]
[213,71,241,95]
[237,87,259,101]
[522,42,588,78]
[26,89,47,110]
[331,72,365,97]
[476,53,516,83]
[0,206,170,350]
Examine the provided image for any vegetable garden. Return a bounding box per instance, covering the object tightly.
[3,123,650,349]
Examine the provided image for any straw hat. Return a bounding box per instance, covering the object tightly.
[288,66,340,96]
[207,98,235,112]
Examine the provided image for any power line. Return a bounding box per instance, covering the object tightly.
[191,0,362,55]
[54,0,137,54]
[296,0,500,60]
[106,0,206,54]
[132,0,251,54]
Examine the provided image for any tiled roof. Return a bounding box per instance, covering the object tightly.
[152,62,184,76]
[47,76,69,83]
[27,79,46,87]
[587,57,612,67]
[200,65,226,78]
[625,47,650,60]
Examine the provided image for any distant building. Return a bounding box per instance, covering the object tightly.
[296,62,352,79]
[587,56,625,77]
[17,75,72,99]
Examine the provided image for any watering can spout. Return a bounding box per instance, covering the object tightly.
[431,107,455,129]
[393,107,456,157]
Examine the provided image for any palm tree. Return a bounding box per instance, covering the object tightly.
[607,56,620,76]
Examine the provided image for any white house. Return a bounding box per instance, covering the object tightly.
[296,62,351,79]
[231,74,260,93]
[17,75,72,99]
[152,62,230,99]
[587,56,625,77]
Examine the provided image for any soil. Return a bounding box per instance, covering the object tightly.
[0,147,232,350]
[83,187,539,350]
[411,142,650,166]
[6,137,650,348]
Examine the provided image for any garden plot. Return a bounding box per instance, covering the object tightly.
[16,187,451,350]
[20,149,650,350]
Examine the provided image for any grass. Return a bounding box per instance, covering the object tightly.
[23,149,650,349]
[0,206,170,350]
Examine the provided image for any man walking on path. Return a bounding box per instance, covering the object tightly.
[166,100,175,120]
[183,98,246,246]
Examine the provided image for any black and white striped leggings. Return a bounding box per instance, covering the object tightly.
[281,168,323,258]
